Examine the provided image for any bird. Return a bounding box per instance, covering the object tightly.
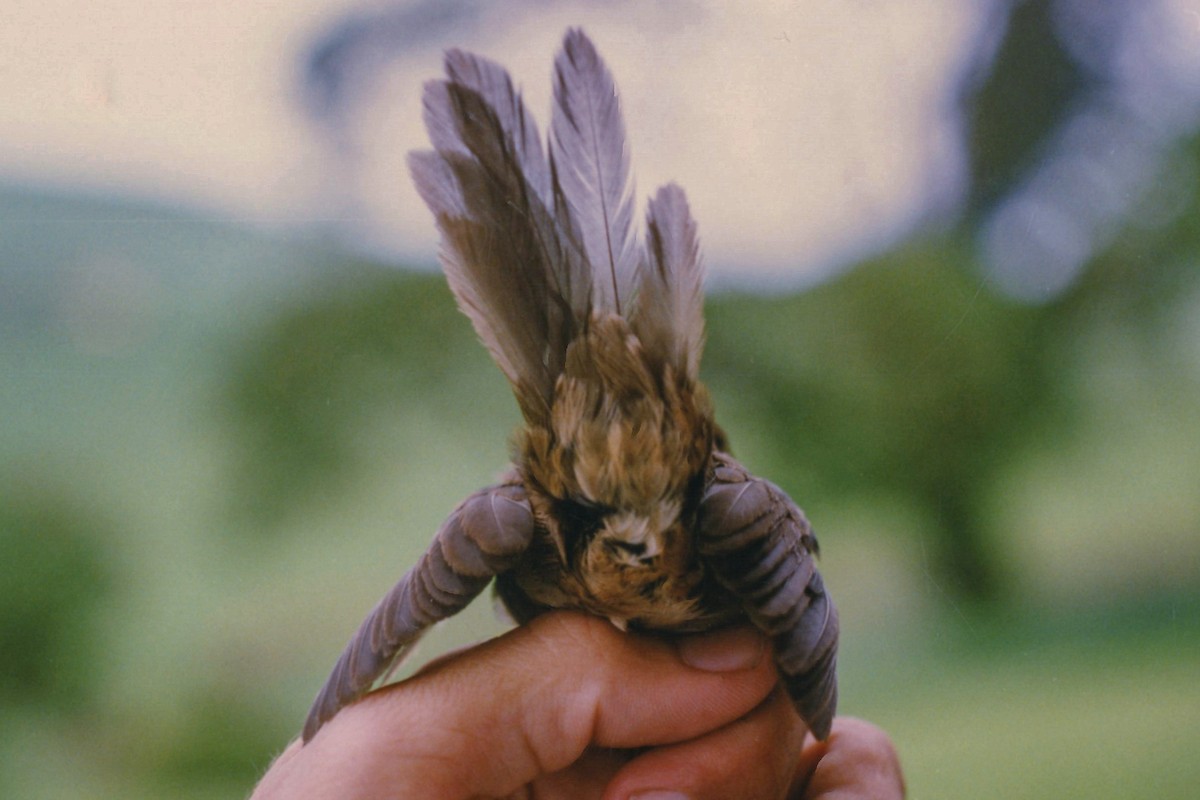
[302,27,838,744]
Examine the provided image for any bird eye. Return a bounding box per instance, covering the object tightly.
[605,539,646,556]
[553,498,608,535]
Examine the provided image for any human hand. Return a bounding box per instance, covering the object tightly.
[251,611,903,799]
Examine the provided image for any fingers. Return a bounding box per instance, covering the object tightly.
[602,687,807,800]
[596,712,906,800]
[258,612,777,799]
[529,747,633,799]
[793,717,905,800]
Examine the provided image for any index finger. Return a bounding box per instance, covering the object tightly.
[794,717,906,799]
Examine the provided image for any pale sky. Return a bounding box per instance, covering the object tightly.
[1,0,990,282]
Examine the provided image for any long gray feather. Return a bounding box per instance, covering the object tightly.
[409,147,549,419]
[633,183,705,381]
[550,28,639,315]
[414,76,578,420]
[410,92,554,419]
[442,50,594,319]
[441,48,551,205]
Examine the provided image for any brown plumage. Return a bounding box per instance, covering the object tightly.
[302,28,838,744]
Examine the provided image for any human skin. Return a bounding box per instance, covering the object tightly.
[252,612,904,799]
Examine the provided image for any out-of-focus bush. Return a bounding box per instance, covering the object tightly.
[0,479,115,712]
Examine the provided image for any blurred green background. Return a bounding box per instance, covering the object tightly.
[3,2,1200,798]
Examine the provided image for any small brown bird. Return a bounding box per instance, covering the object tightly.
[303,28,838,744]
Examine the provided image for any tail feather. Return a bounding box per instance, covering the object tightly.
[411,102,565,420]
[414,63,582,421]
[550,28,639,316]
[411,30,708,418]
[441,48,551,204]
[633,183,706,382]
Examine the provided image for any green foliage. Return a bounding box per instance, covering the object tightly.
[706,242,1053,601]
[144,686,293,794]
[0,479,114,711]
[852,602,1200,800]
[218,263,502,529]
[1062,130,1200,337]
[708,243,1045,488]
[965,0,1085,215]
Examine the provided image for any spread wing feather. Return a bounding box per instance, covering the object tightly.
[412,56,589,422]
[550,28,639,315]
[440,48,551,207]
[633,183,706,382]
[413,29,714,417]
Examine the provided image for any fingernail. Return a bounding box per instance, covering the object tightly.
[676,625,766,672]
[630,792,690,800]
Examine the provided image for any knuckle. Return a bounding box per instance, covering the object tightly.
[833,717,903,773]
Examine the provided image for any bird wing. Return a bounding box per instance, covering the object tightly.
[696,453,839,740]
[302,477,535,742]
